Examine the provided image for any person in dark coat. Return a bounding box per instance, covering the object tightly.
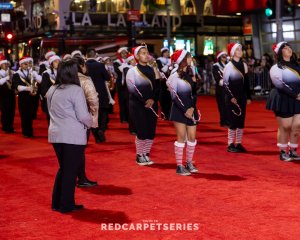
[114,47,129,123]
[85,48,110,142]
[156,47,172,119]
[212,51,229,127]
[0,55,15,133]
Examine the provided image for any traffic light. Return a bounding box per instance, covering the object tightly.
[265,0,275,19]
[5,33,14,41]
[282,0,296,17]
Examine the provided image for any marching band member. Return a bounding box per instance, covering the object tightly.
[157,47,172,118]
[28,57,42,119]
[223,42,251,153]
[103,56,117,113]
[40,55,61,123]
[266,42,300,161]
[75,56,99,187]
[0,55,15,133]
[126,44,161,166]
[167,49,199,176]
[114,47,129,123]
[12,56,36,137]
[120,54,137,134]
[39,50,56,74]
[212,51,229,127]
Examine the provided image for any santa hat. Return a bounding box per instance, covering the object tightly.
[62,54,72,61]
[272,41,287,54]
[103,56,111,62]
[96,56,103,62]
[171,49,188,65]
[71,50,83,58]
[19,56,30,65]
[132,45,147,60]
[161,47,169,53]
[48,55,61,65]
[227,42,242,57]
[216,51,227,60]
[0,55,8,65]
[117,47,128,54]
[126,54,135,63]
[27,57,33,63]
[45,51,56,60]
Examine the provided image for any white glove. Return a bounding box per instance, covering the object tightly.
[0,75,9,85]
[18,85,33,92]
[162,64,169,73]
[33,71,42,83]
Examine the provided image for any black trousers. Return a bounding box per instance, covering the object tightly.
[18,93,34,136]
[159,81,172,119]
[0,90,15,132]
[52,143,85,211]
[117,83,129,122]
[129,100,157,140]
[98,107,109,132]
[215,86,228,126]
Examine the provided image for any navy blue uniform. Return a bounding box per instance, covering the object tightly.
[126,64,160,140]
[223,60,251,129]
[266,61,300,117]
[167,71,199,126]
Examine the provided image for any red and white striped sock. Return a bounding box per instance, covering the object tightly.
[288,142,298,151]
[277,143,288,152]
[186,140,197,163]
[236,128,243,144]
[174,141,185,166]
[228,129,235,145]
[135,137,145,156]
[143,139,154,155]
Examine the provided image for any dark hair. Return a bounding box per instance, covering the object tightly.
[276,43,298,68]
[73,56,88,75]
[86,48,96,58]
[55,59,80,86]
[178,52,192,78]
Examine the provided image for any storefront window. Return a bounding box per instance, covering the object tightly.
[141,0,196,15]
[70,0,130,13]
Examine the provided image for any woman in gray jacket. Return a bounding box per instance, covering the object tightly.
[46,59,93,213]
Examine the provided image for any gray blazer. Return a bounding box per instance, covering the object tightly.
[46,84,93,145]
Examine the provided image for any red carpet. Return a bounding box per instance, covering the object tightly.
[1,96,300,239]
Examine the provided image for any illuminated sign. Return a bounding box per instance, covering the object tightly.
[0,3,13,10]
[203,40,214,55]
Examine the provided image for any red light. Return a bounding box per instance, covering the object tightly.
[6,33,13,40]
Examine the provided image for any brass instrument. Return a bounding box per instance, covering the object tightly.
[6,69,13,90]
[108,72,116,91]
[29,71,38,96]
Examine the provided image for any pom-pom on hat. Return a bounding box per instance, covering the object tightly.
[227,42,242,57]
[48,55,61,65]
[272,41,287,54]
[0,54,8,65]
[19,56,30,65]
[45,51,56,60]
[216,51,227,60]
[171,49,188,65]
